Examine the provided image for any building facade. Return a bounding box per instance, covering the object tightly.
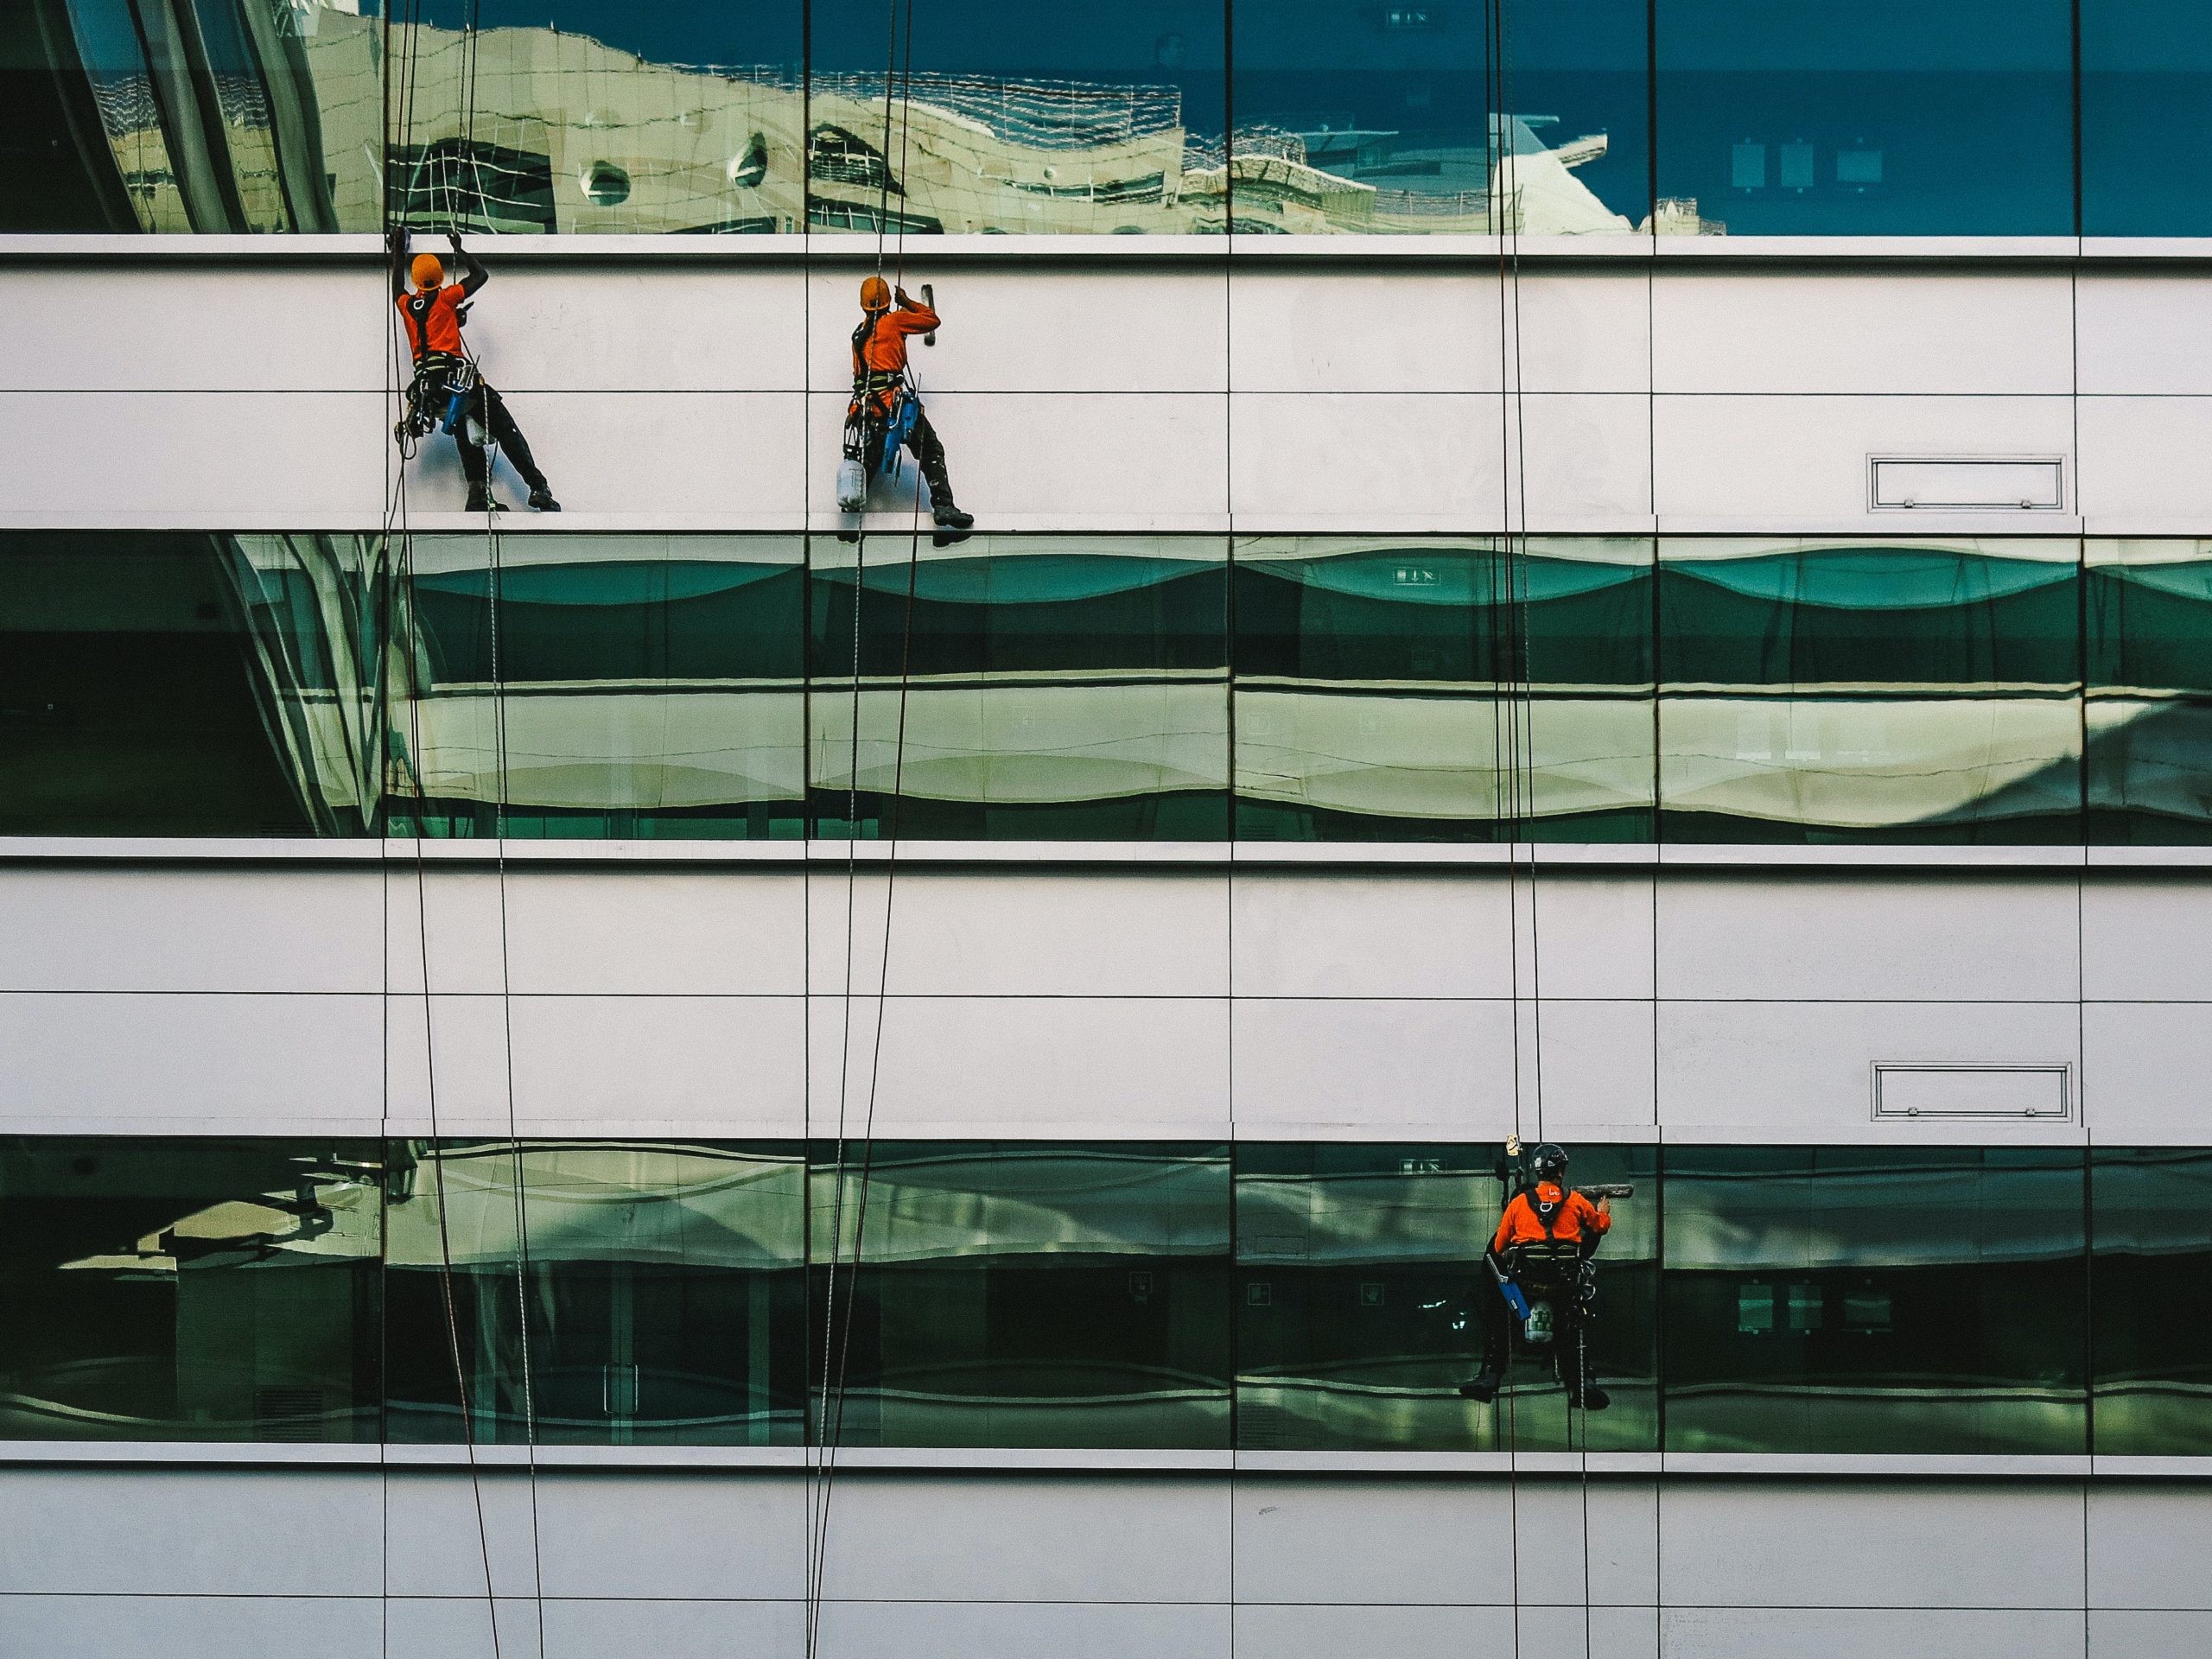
[3,1,2211,1655]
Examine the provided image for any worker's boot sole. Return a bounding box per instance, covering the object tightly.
[1456,1374,1502,1402]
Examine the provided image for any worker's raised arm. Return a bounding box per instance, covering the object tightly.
[387,226,410,297]
[893,284,939,334]
[449,231,489,296]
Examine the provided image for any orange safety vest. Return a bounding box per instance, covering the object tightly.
[1491,1182,1611,1253]
[851,296,938,381]
[397,284,467,365]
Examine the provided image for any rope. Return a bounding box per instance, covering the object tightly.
[804,1,928,1649]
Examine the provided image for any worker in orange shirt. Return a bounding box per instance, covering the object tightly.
[1459,1141,1612,1410]
[389,227,559,514]
[838,276,971,543]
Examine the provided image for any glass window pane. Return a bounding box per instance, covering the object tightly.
[394,534,807,839]
[1656,0,2073,236]
[810,535,1230,838]
[0,531,376,836]
[810,1141,1230,1448]
[0,1136,382,1440]
[2087,540,2212,843]
[1230,0,1650,236]
[2082,2,2212,237]
[807,0,1224,235]
[1658,538,2082,842]
[1234,537,1656,841]
[383,1141,806,1446]
[1662,1146,2088,1454]
[2094,1148,2212,1455]
[1235,1141,1656,1451]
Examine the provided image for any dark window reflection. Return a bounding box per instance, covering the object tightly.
[807,0,1224,234]
[2087,541,2212,843]
[384,1141,807,1446]
[1662,1146,2088,1454]
[0,1137,382,1440]
[1656,0,2073,236]
[809,536,1230,838]
[1231,0,1651,235]
[2082,3,2212,238]
[810,1141,1231,1448]
[1658,540,2083,842]
[397,536,807,840]
[2093,1147,2212,1455]
[0,531,359,836]
[1235,1141,1656,1451]
[1234,537,1655,841]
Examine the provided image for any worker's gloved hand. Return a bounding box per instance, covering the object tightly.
[385,225,408,261]
[447,229,466,252]
[894,286,912,308]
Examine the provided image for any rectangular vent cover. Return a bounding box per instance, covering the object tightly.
[1872,1063,2072,1122]
[1870,456,2065,511]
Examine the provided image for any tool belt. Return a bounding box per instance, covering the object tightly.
[401,353,474,441]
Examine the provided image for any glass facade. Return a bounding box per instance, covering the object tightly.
[7,1135,2198,1455]
[18,531,2206,845]
[15,0,2212,236]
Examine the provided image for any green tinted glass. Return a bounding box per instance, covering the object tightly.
[2092,1147,2212,1454]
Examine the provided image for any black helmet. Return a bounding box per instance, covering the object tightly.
[1531,1143,1568,1179]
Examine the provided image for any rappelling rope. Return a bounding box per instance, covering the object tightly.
[804,1,930,1650]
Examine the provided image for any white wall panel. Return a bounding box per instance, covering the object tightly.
[815,1601,1231,1659]
[1230,269,1649,395]
[2077,273,2212,396]
[805,389,1230,531]
[398,390,806,518]
[0,867,379,993]
[0,267,382,392]
[543,1601,800,1659]
[1658,876,2081,1003]
[1656,1481,2088,1609]
[809,871,1228,998]
[2082,1004,2212,1141]
[1653,393,2075,526]
[811,267,1230,394]
[1660,1608,2085,1659]
[0,1596,384,1659]
[1657,1001,2082,1139]
[1230,392,1650,531]
[2089,1613,2212,1659]
[470,268,806,391]
[1230,874,1516,1000]
[1237,1605,1656,1659]
[2077,396,2212,528]
[504,869,804,995]
[809,995,1230,1136]
[2083,880,2212,1003]
[1535,999,1659,1134]
[2089,1487,2212,1611]
[1654,272,2073,395]
[814,1474,1230,1603]
[0,391,384,524]
[0,991,382,1130]
[1231,997,1516,1137]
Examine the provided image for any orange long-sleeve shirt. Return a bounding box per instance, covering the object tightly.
[853,296,938,378]
[1491,1183,1611,1252]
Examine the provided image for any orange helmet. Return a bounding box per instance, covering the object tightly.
[860,276,891,311]
[410,253,445,292]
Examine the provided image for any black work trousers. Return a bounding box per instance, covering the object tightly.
[454,382,550,494]
[1476,1267,1596,1395]
[860,400,956,510]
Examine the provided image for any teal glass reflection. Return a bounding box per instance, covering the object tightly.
[2082,3,2212,237]
[0,531,377,836]
[810,1141,1231,1448]
[384,1141,807,1446]
[1230,0,1652,235]
[807,0,1224,233]
[392,534,807,838]
[2087,541,2212,843]
[1662,1147,2088,1454]
[1235,1142,1656,1452]
[1656,0,2074,236]
[0,1137,383,1440]
[1234,537,1656,841]
[1658,539,2083,842]
[810,535,1230,838]
[2094,1149,2212,1454]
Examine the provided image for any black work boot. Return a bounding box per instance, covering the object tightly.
[1569,1383,1611,1411]
[931,497,974,548]
[1456,1371,1502,1403]
[527,486,562,512]
[464,486,503,513]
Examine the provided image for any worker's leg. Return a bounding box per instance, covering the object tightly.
[1557,1301,1610,1411]
[476,385,558,508]
[451,419,494,512]
[1458,1274,1512,1401]
[905,407,971,530]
